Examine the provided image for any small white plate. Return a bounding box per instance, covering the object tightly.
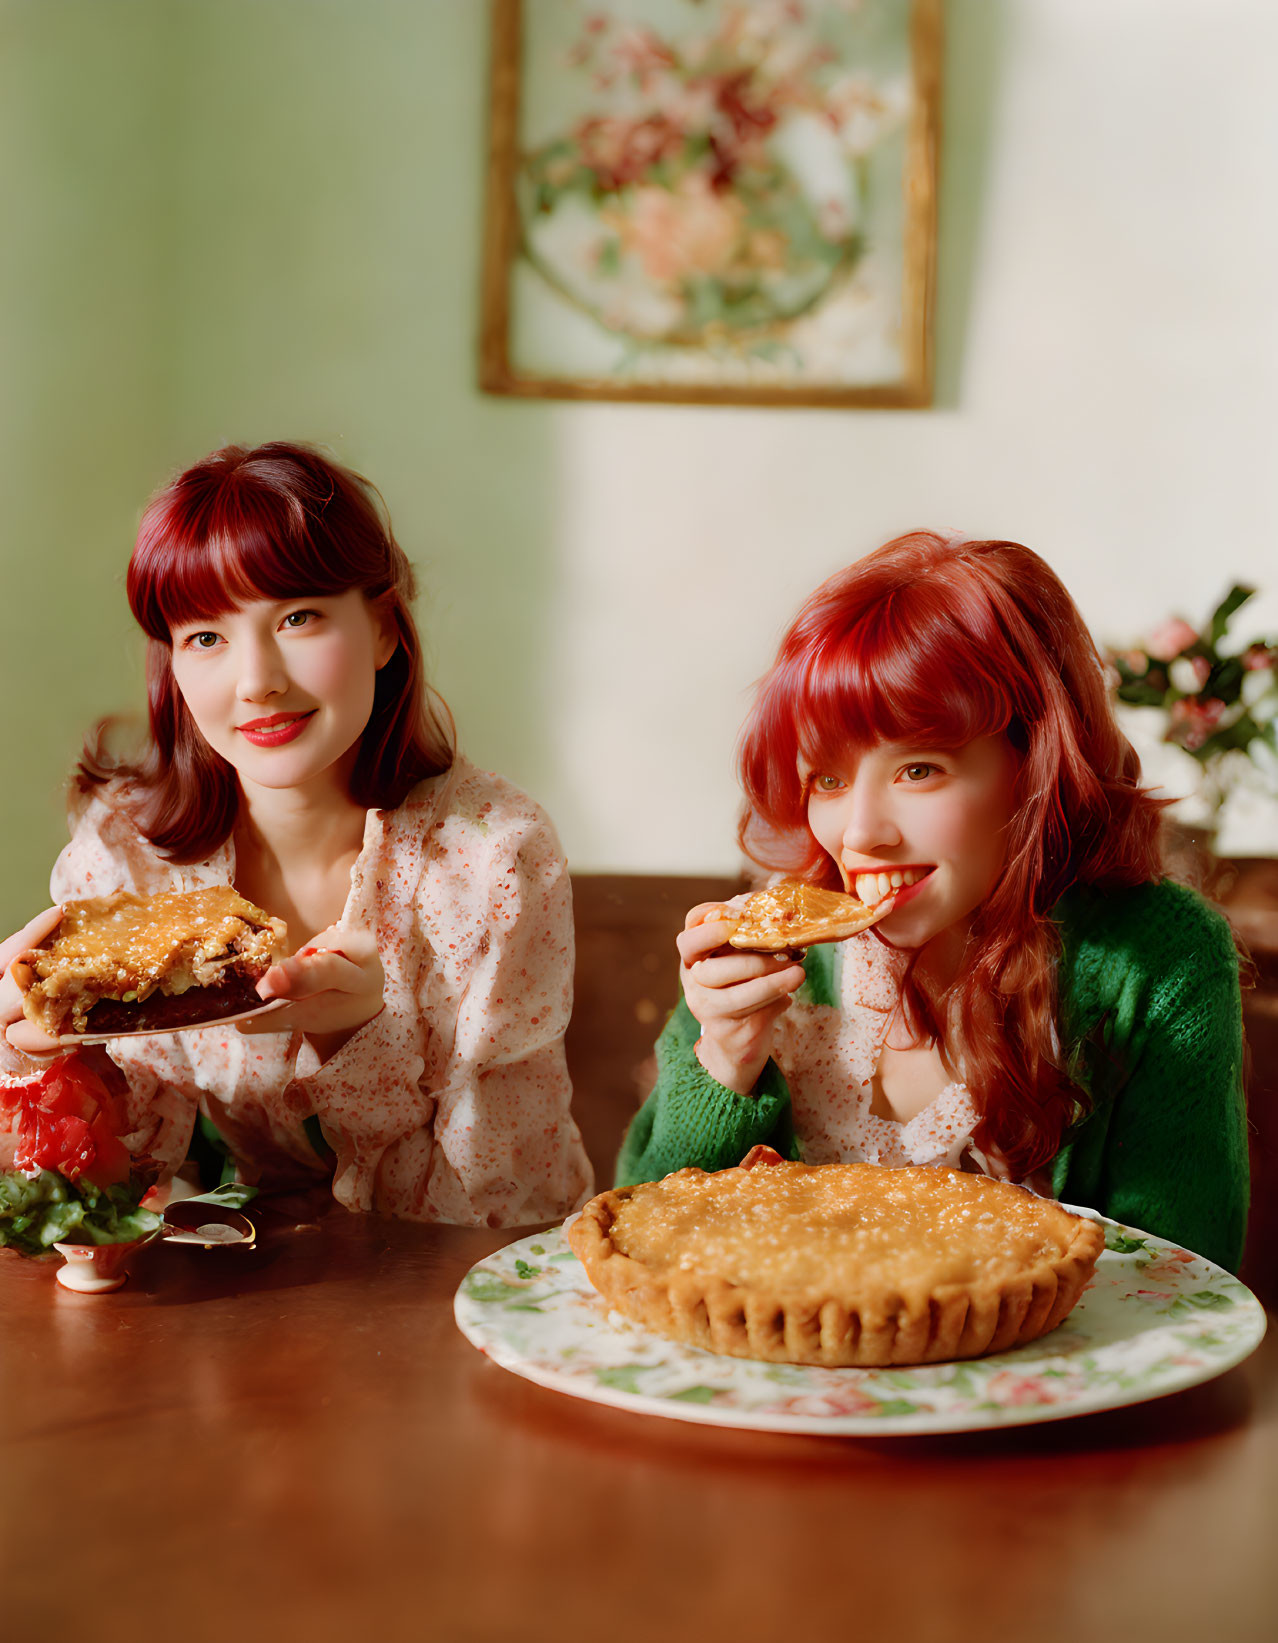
[454,1215,1266,1436]
[55,998,289,1045]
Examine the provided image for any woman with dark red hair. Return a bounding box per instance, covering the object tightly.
[0,442,592,1226]
[618,533,1248,1271]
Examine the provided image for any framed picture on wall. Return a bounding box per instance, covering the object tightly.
[481,0,941,407]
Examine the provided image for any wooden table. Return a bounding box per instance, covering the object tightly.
[2,873,1276,1642]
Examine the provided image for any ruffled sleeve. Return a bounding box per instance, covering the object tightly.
[284,762,594,1226]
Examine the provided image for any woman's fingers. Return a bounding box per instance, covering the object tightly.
[0,906,65,1028]
[676,915,742,966]
[3,1017,67,1058]
[685,961,805,1020]
[0,906,63,977]
[256,947,363,1002]
[239,927,384,1043]
[687,948,798,988]
[676,900,745,926]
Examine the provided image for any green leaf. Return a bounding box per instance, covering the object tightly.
[186,1183,258,1210]
[514,1259,541,1281]
[460,1272,518,1305]
[666,1384,719,1404]
[1185,1289,1234,1311]
[1106,1233,1149,1254]
[1116,681,1168,708]
[0,1169,160,1256]
[594,1366,653,1393]
[596,237,622,278]
[529,1244,546,1255]
[1208,585,1255,646]
[1205,657,1245,703]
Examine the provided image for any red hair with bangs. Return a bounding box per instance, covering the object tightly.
[80,441,454,861]
[738,532,1166,1178]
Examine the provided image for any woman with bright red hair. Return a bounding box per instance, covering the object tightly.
[0,442,592,1226]
[618,533,1249,1271]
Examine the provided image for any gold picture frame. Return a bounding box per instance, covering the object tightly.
[481,0,941,407]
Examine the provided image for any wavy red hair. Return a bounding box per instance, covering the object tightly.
[738,533,1166,1176]
[80,441,454,861]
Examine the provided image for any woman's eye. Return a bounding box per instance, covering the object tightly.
[901,763,938,783]
[280,609,318,630]
[809,773,843,794]
[184,631,221,650]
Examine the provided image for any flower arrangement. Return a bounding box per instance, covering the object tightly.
[1108,586,1278,816]
[518,1,908,350]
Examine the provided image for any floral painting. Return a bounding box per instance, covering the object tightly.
[481,0,940,405]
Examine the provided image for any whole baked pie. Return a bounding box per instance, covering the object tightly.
[569,1157,1106,1367]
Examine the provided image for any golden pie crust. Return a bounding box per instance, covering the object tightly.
[724,880,894,951]
[20,887,287,1036]
[569,1159,1106,1367]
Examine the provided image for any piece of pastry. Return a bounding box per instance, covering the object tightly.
[19,887,288,1037]
[722,879,900,951]
[569,1158,1105,1367]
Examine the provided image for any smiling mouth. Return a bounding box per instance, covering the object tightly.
[848,866,933,908]
[237,711,315,745]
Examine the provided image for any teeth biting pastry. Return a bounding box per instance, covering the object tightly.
[722,879,901,952]
[18,887,288,1038]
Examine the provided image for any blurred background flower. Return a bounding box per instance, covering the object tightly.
[1108,587,1278,851]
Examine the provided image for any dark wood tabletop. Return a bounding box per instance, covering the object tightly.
[2,872,1276,1643]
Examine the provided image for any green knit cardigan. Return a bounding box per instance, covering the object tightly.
[615,880,1249,1272]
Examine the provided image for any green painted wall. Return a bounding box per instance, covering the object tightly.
[0,0,560,933]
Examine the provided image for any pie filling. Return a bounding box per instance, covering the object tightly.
[23,887,287,1036]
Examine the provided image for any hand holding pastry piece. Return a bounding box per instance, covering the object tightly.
[678,881,899,1095]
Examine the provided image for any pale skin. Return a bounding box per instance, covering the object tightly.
[681,735,1022,1127]
[1,590,398,1067]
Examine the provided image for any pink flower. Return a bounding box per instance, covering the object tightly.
[985,1372,1058,1407]
[1145,617,1199,662]
[1244,644,1273,671]
[1168,697,1225,751]
[772,1384,883,1419]
[573,114,683,191]
[618,174,745,283]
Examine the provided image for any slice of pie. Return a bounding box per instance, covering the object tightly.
[20,887,288,1037]
[569,1158,1105,1367]
[723,880,895,951]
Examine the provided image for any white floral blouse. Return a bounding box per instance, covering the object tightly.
[1,758,594,1227]
[773,932,981,1169]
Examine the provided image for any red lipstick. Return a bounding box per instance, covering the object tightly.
[238,711,315,747]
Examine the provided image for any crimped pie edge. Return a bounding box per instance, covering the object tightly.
[568,1168,1107,1368]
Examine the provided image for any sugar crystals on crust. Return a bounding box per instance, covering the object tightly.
[569,1160,1106,1367]
[20,886,288,1036]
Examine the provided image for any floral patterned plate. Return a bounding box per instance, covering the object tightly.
[453,1212,1266,1435]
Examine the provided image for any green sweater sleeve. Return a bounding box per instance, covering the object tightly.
[1051,881,1249,1272]
[615,994,797,1185]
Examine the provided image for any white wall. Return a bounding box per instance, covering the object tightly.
[543,0,1278,870]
